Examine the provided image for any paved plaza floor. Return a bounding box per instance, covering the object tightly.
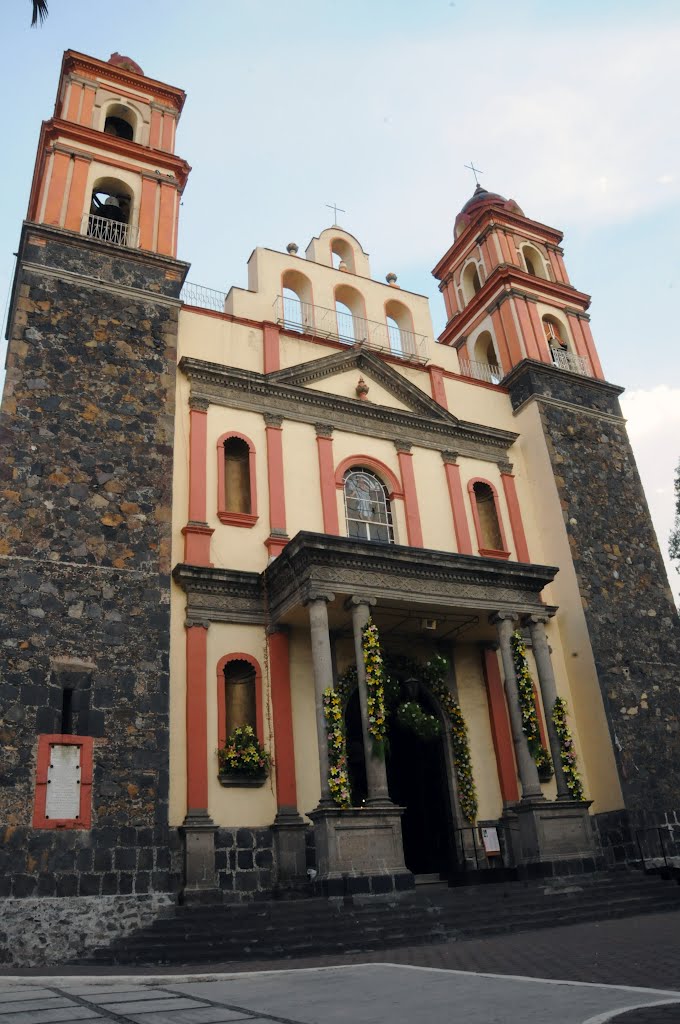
[2,911,680,1024]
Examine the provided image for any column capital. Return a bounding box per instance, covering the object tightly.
[267,623,291,637]
[264,413,283,428]
[441,450,459,465]
[189,395,210,412]
[185,618,210,630]
[394,440,413,453]
[523,612,555,627]
[314,422,334,438]
[498,460,514,475]
[489,611,518,626]
[303,591,335,607]
[345,595,377,611]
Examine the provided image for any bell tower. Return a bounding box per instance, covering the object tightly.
[432,187,680,851]
[26,50,190,255]
[432,185,604,382]
[0,52,190,918]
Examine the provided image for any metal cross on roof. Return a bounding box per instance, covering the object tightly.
[326,202,346,226]
[464,162,484,186]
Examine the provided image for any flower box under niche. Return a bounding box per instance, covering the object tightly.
[218,771,268,788]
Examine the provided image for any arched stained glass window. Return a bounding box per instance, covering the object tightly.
[343,468,394,544]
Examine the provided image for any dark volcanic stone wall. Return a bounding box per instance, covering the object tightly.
[507,362,680,815]
[0,224,187,897]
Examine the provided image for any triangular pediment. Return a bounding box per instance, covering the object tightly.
[268,347,458,425]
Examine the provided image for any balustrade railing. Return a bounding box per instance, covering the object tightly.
[458,349,592,384]
[458,358,503,385]
[550,346,591,376]
[181,281,228,312]
[273,295,428,363]
[84,214,136,248]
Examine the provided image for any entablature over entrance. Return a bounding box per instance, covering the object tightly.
[178,349,518,464]
[265,533,558,625]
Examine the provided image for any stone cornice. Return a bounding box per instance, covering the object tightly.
[178,355,518,463]
[172,564,264,625]
[265,532,559,623]
[438,265,591,346]
[503,359,625,417]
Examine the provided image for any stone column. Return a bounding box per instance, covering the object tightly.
[305,592,336,807]
[525,615,572,799]
[490,613,543,800]
[348,596,391,806]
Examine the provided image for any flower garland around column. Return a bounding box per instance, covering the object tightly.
[552,697,585,800]
[510,630,553,777]
[362,619,387,755]
[423,654,478,823]
[322,687,352,808]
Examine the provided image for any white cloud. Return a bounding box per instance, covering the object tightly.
[620,387,680,597]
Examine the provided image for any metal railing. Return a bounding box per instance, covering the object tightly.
[181,281,228,312]
[274,295,429,363]
[458,349,592,383]
[458,357,503,385]
[550,346,591,376]
[84,214,136,248]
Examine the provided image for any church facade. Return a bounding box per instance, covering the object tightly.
[2,51,680,963]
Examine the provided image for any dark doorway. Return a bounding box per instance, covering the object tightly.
[344,685,454,876]
[386,706,453,875]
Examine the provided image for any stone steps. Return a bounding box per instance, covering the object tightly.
[79,872,680,966]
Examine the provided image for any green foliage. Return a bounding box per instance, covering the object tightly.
[670,459,680,572]
[323,687,351,807]
[217,725,270,776]
[31,0,48,26]
[511,631,553,777]
[396,700,441,742]
[552,697,585,801]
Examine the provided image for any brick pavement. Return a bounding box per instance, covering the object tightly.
[3,909,680,992]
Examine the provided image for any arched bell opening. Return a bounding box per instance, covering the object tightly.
[87,178,133,246]
[103,103,137,142]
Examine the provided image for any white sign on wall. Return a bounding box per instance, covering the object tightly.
[480,826,501,856]
[45,743,81,820]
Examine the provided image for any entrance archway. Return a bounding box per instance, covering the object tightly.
[386,687,453,875]
[343,673,456,876]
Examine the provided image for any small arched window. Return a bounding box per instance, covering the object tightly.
[217,433,258,527]
[281,269,314,333]
[217,654,264,747]
[343,468,394,544]
[469,480,509,557]
[522,246,547,279]
[103,104,137,142]
[462,262,483,303]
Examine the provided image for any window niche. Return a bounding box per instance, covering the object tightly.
[216,432,258,527]
[216,655,264,748]
[343,467,395,544]
[469,479,510,559]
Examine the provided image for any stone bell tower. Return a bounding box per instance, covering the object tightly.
[433,185,680,863]
[0,50,190,947]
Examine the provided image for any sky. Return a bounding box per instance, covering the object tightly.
[1,0,679,592]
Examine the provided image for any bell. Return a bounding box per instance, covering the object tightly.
[100,196,125,223]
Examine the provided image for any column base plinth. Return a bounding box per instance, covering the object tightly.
[180,810,218,894]
[272,807,308,882]
[308,804,409,883]
[504,798,594,865]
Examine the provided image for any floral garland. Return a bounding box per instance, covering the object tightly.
[218,725,270,776]
[423,654,478,823]
[362,620,387,751]
[396,700,441,742]
[510,631,553,777]
[322,687,352,807]
[552,697,585,800]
